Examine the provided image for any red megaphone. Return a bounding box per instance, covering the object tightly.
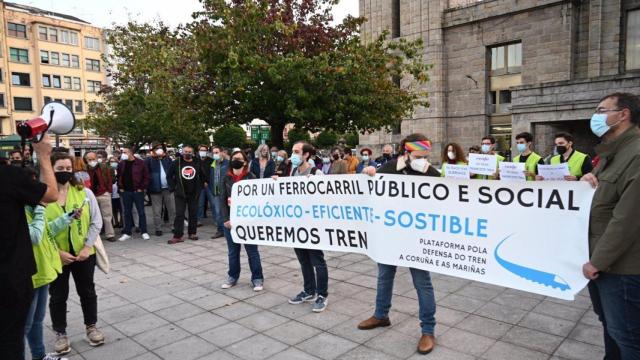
[16,101,76,142]
[17,117,49,140]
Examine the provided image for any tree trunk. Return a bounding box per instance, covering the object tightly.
[269,120,285,149]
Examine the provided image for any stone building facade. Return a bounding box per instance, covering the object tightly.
[358,0,640,163]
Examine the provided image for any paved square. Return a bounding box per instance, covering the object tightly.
[32,216,604,360]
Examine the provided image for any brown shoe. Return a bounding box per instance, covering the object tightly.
[168,237,184,244]
[417,334,435,354]
[188,234,199,241]
[357,316,391,330]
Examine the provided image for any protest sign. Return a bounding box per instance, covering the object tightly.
[230,175,594,300]
[539,163,570,181]
[444,164,470,180]
[469,154,498,176]
[499,162,526,182]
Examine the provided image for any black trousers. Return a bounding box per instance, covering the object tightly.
[174,193,199,237]
[294,249,329,298]
[0,276,33,359]
[49,255,97,333]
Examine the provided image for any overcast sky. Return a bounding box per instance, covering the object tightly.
[11,0,359,28]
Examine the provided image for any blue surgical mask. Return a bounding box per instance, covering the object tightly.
[271,151,277,158]
[212,154,220,161]
[481,144,491,153]
[361,155,369,161]
[110,162,118,169]
[290,154,302,167]
[516,143,527,153]
[590,113,611,138]
[276,155,284,162]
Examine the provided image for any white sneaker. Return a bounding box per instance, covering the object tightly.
[43,353,68,360]
[141,233,150,240]
[118,234,131,242]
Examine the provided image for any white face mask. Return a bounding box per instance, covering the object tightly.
[155,149,164,156]
[409,155,430,173]
[447,151,455,160]
[199,151,208,158]
[97,158,104,164]
[88,160,98,168]
[120,154,129,161]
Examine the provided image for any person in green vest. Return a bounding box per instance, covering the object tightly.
[45,152,105,355]
[540,132,593,181]
[513,132,545,181]
[440,142,468,177]
[23,166,71,360]
[473,135,504,179]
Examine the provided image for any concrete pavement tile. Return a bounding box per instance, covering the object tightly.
[81,338,147,360]
[100,304,149,325]
[481,341,548,360]
[327,317,389,344]
[154,335,218,360]
[437,328,496,356]
[264,320,323,346]
[532,300,586,322]
[491,292,542,311]
[553,339,605,360]
[364,328,423,359]
[435,306,469,326]
[137,294,184,312]
[246,292,290,309]
[501,326,564,354]
[268,347,321,360]
[237,311,290,332]
[226,334,289,360]
[196,350,242,360]
[154,302,205,322]
[337,345,402,360]
[568,323,604,347]
[132,323,191,350]
[439,294,486,313]
[198,322,257,348]
[455,314,512,339]
[213,301,262,321]
[112,313,169,336]
[455,284,503,301]
[405,345,476,360]
[519,312,576,337]
[297,332,359,360]
[297,309,352,331]
[190,292,237,310]
[175,312,228,334]
[475,302,527,324]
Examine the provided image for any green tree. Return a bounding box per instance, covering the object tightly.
[344,132,359,148]
[286,128,311,149]
[315,130,338,149]
[212,124,247,149]
[191,0,430,148]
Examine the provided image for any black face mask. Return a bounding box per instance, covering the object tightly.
[383,153,392,159]
[183,154,193,160]
[332,154,340,161]
[556,146,568,155]
[55,171,73,185]
[231,159,245,169]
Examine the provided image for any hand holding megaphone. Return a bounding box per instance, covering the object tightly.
[17,101,76,142]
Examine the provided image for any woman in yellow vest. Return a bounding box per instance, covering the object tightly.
[512,132,544,181]
[23,167,73,360]
[440,142,468,177]
[45,153,105,355]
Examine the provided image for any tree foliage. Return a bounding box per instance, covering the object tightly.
[212,124,248,149]
[315,130,338,149]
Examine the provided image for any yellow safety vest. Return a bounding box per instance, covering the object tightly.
[513,152,543,181]
[45,186,94,257]
[26,207,62,288]
[550,150,588,178]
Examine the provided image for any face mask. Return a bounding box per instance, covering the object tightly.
[55,171,73,184]
[322,157,330,164]
[230,159,244,169]
[88,160,98,168]
[556,145,567,155]
[409,156,430,173]
[155,149,164,156]
[590,113,619,138]
[183,153,193,160]
[120,154,129,161]
[271,151,277,158]
[290,154,302,167]
[361,155,369,161]
[447,151,455,160]
[199,151,208,158]
[97,158,104,164]
[212,154,220,161]
[516,144,527,153]
[110,162,118,169]
[481,144,491,153]
[332,154,340,161]
[383,153,392,159]
[276,155,284,162]
[134,154,143,160]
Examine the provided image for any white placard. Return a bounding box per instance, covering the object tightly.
[499,162,526,182]
[231,175,595,300]
[469,154,498,176]
[538,164,571,181]
[444,164,470,179]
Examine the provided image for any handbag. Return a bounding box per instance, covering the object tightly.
[94,235,110,274]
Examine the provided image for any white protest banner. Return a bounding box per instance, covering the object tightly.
[499,162,526,182]
[469,153,497,176]
[539,163,570,181]
[230,175,594,300]
[444,164,470,180]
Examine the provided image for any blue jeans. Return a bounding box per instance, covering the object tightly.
[24,285,48,359]
[588,274,640,360]
[122,191,147,235]
[374,263,436,335]
[224,227,263,282]
[198,189,223,231]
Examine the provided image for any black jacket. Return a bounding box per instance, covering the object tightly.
[169,157,206,198]
[377,158,441,177]
[221,170,257,222]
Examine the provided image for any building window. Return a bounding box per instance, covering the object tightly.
[14,97,33,111]
[87,80,101,93]
[86,59,100,72]
[63,76,72,89]
[491,42,522,75]
[60,30,69,44]
[54,98,63,103]
[38,26,48,40]
[0,70,3,83]
[70,32,79,46]
[489,90,513,114]
[52,75,61,88]
[71,55,79,68]
[61,53,70,67]
[64,99,73,110]
[0,94,5,108]
[44,96,52,104]
[9,48,29,63]
[49,28,58,42]
[84,37,100,51]
[74,100,83,113]
[73,77,81,90]
[391,0,400,38]
[11,72,30,86]
[50,52,59,65]
[627,9,640,71]
[8,23,27,38]
[42,74,51,87]
[40,50,49,64]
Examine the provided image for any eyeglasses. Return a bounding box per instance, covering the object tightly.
[595,108,622,114]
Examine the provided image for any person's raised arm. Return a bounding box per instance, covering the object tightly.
[33,134,57,203]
